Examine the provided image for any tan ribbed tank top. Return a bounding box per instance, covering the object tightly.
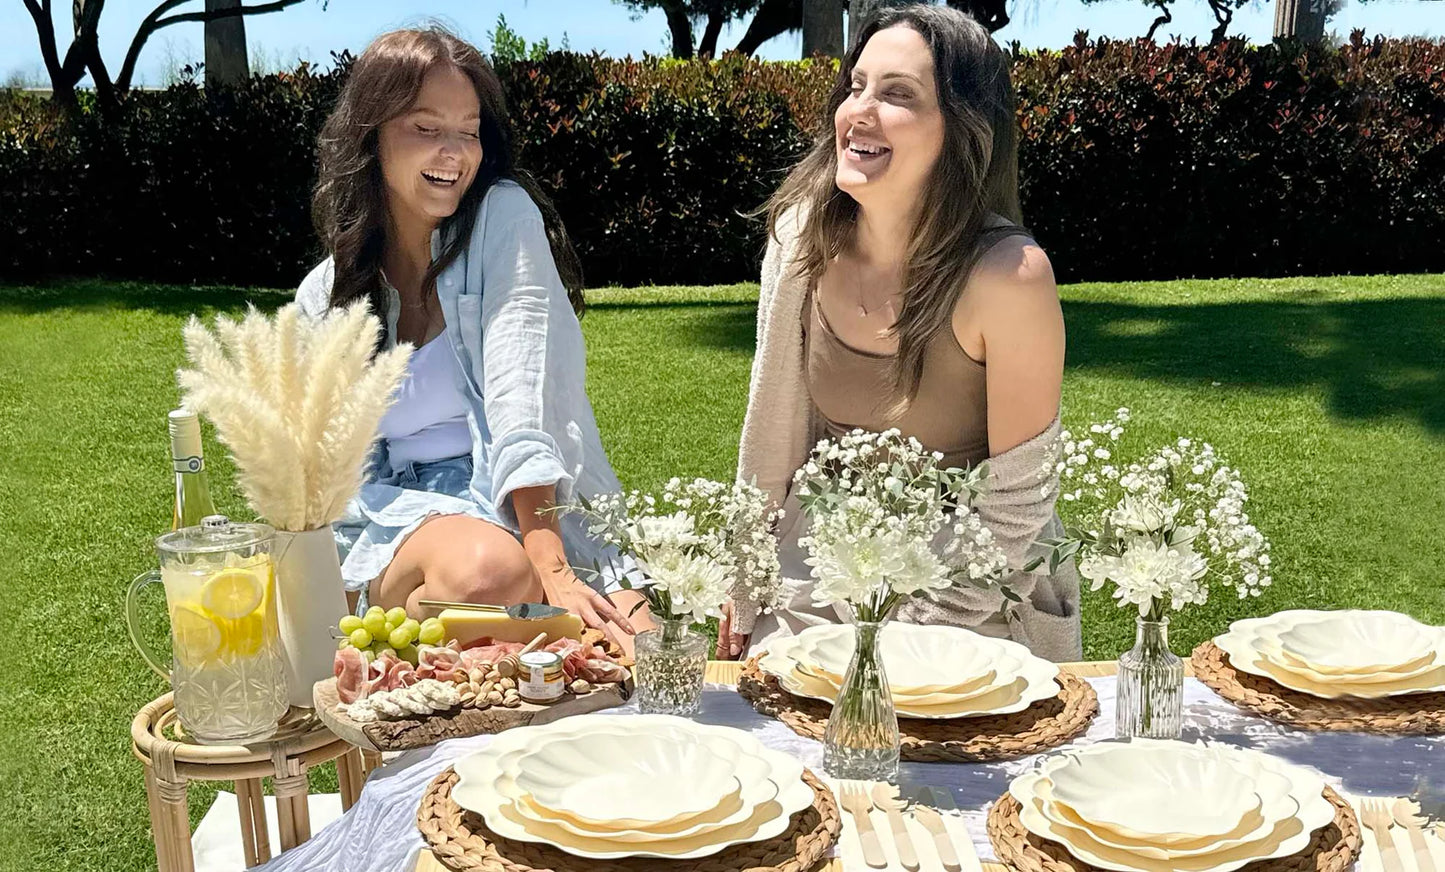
[803,229,1033,470]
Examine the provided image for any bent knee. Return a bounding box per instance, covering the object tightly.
[428,535,541,604]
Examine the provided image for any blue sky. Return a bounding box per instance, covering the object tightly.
[4,0,1442,87]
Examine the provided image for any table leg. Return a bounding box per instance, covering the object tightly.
[143,766,176,872]
[234,778,265,867]
[154,775,195,872]
[272,773,308,851]
[361,749,383,775]
[338,749,364,811]
[249,777,272,865]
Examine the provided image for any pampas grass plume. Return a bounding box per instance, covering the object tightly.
[178,302,412,531]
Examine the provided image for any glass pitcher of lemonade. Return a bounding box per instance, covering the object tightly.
[126,515,289,744]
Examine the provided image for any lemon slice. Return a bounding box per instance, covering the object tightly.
[220,614,267,660]
[202,568,265,620]
[172,604,222,666]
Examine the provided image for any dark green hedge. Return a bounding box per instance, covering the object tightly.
[2,33,1442,287]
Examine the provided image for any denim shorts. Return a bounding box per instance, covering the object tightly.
[331,455,500,593]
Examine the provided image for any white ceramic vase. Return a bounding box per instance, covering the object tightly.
[272,527,349,708]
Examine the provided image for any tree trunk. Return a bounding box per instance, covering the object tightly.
[801,0,844,59]
[945,0,1010,33]
[1273,0,1326,42]
[205,0,249,86]
[661,0,695,58]
[698,11,725,58]
[847,0,879,51]
[734,0,801,56]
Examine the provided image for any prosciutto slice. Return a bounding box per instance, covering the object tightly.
[334,647,370,704]
[416,643,464,683]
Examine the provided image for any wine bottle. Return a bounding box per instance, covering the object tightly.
[170,408,217,530]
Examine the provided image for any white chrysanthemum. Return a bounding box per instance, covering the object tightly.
[627,510,701,553]
[1078,536,1210,615]
[645,551,732,623]
[1111,493,1183,534]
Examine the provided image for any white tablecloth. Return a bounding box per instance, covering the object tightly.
[246,677,1445,872]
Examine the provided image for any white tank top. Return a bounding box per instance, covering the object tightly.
[377,333,473,471]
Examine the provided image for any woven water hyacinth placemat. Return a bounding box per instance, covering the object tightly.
[987,784,1362,872]
[737,657,1098,763]
[1191,641,1445,735]
[417,766,841,872]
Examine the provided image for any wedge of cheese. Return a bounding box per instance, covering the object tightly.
[439,608,584,645]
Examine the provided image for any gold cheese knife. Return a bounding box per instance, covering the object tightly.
[418,599,569,620]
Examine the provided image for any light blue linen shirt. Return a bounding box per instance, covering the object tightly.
[295,180,627,583]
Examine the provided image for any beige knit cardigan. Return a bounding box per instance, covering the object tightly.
[733,210,1084,663]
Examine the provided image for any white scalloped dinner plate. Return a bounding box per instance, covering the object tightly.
[760,645,1061,718]
[788,623,1007,693]
[453,715,812,859]
[1270,610,1441,675]
[511,731,736,828]
[1216,612,1445,699]
[1009,741,1334,872]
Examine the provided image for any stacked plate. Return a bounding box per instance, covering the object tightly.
[758,623,1061,719]
[1214,610,1445,699]
[1008,739,1337,872]
[452,714,814,859]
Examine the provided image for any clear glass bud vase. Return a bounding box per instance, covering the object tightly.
[1116,615,1185,739]
[634,618,707,715]
[823,620,900,781]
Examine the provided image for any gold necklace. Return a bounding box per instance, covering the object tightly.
[854,263,900,319]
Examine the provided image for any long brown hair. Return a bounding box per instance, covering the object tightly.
[766,4,1023,401]
[312,27,585,329]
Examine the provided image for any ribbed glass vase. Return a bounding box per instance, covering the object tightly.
[822,620,900,781]
[1115,615,1185,739]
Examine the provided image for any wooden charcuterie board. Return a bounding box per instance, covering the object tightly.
[312,671,633,752]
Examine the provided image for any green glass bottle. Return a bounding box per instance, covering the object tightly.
[169,408,217,530]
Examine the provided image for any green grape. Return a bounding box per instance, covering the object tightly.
[337,637,352,650]
[374,645,397,660]
[366,605,385,619]
[398,644,419,665]
[388,626,413,649]
[362,611,388,638]
[338,615,364,635]
[385,606,408,626]
[400,618,421,639]
[348,627,373,648]
[418,618,445,646]
[361,649,376,663]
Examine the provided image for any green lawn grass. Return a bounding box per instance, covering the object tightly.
[2,274,1442,870]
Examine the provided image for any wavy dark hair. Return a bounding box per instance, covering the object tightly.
[312,27,585,328]
[766,4,1023,402]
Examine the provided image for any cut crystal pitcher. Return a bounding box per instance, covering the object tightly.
[126,516,289,744]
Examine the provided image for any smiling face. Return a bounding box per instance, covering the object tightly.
[377,64,483,227]
[834,25,945,209]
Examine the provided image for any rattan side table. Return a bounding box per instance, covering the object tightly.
[131,694,373,872]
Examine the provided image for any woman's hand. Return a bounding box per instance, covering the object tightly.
[715,598,751,660]
[537,555,632,644]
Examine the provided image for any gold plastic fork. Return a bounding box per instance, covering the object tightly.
[839,781,888,868]
[1360,798,1408,872]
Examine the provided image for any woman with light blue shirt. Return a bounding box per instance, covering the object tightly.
[295,27,651,650]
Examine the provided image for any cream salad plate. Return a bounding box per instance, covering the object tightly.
[760,622,1061,718]
[1009,739,1336,872]
[453,714,812,859]
[1215,610,1445,699]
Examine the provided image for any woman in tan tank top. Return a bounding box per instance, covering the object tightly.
[720,4,1078,661]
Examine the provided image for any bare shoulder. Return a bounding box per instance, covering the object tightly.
[952,233,1061,352]
[968,233,1058,307]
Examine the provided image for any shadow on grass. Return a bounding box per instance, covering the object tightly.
[0,279,292,315]
[1066,296,1445,432]
[7,279,1441,431]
